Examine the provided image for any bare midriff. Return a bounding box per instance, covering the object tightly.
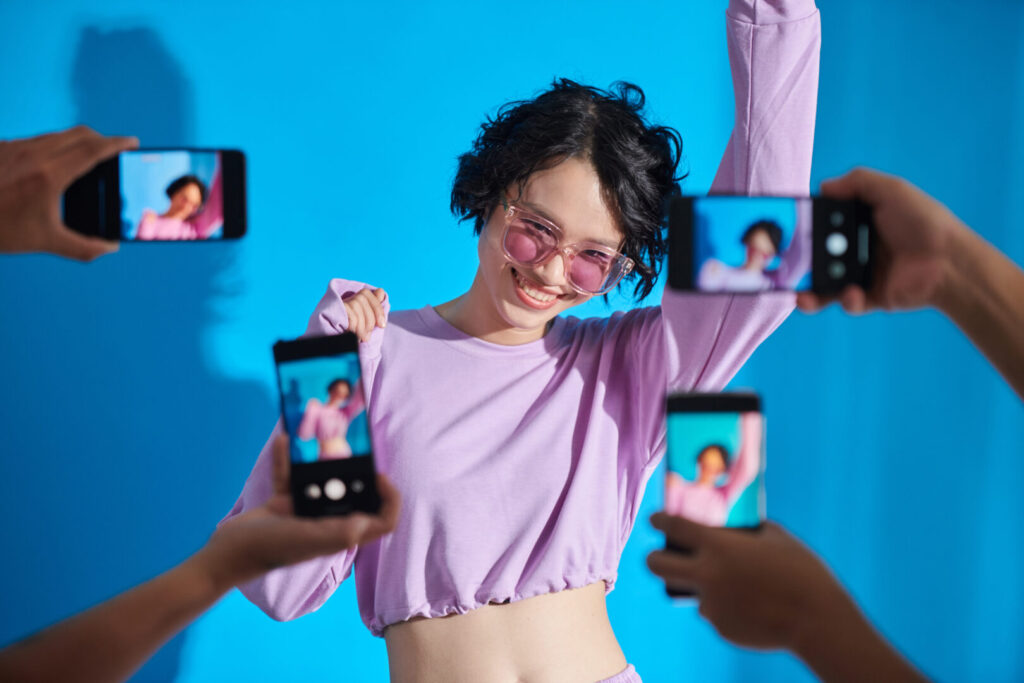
[317,437,349,458]
[384,581,628,683]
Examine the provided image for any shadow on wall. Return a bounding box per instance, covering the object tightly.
[0,26,269,683]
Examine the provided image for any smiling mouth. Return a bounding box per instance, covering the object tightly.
[511,268,562,309]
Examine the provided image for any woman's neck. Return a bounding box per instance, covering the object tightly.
[435,271,550,346]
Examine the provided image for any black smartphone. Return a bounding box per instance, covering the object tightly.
[273,333,381,517]
[663,392,765,598]
[63,148,246,241]
[668,196,874,295]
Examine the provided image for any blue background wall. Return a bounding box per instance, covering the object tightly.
[1,1,1023,681]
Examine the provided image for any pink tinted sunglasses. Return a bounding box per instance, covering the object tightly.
[500,199,634,295]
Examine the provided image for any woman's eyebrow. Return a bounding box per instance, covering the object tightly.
[519,199,620,249]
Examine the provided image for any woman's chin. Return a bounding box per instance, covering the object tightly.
[496,297,561,332]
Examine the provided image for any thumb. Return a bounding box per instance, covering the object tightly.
[820,167,893,205]
[51,227,118,262]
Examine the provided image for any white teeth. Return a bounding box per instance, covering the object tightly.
[514,270,556,303]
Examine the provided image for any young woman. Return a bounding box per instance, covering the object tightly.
[664,413,762,526]
[698,203,812,292]
[297,378,366,459]
[135,171,222,240]
[224,1,820,680]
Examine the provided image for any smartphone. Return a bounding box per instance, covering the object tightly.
[663,392,765,598]
[273,333,381,517]
[668,196,874,295]
[63,148,246,241]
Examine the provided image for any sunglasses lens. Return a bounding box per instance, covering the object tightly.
[569,251,619,294]
[505,218,555,264]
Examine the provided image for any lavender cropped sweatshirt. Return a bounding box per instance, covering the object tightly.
[223,0,820,637]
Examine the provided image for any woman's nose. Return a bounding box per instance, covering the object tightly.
[534,249,569,286]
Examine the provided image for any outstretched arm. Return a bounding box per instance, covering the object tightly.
[654,0,822,391]
[799,168,1024,400]
[297,398,322,441]
[0,436,400,683]
[720,411,763,504]
[711,0,820,197]
[340,379,367,421]
[187,164,223,239]
[768,199,813,289]
[648,515,929,683]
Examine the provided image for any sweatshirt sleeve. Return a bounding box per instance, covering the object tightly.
[768,198,812,289]
[630,0,820,457]
[219,278,387,621]
[720,412,763,504]
[188,165,224,239]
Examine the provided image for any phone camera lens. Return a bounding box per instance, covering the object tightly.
[826,232,848,256]
[828,261,846,279]
[351,479,365,493]
[324,478,346,501]
[304,483,322,500]
[830,211,844,227]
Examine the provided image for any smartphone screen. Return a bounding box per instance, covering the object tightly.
[120,150,220,240]
[273,333,380,517]
[668,196,873,294]
[63,148,246,241]
[664,392,764,597]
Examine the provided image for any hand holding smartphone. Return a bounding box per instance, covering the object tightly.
[669,196,874,295]
[273,333,381,517]
[664,392,765,598]
[63,148,246,241]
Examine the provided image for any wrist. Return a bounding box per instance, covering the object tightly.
[930,217,975,315]
[791,582,865,667]
[185,544,244,597]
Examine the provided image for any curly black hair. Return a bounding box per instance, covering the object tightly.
[741,219,784,254]
[451,79,686,301]
[165,174,208,205]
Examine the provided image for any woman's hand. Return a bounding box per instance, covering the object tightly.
[196,434,401,591]
[0,126,138,261]
[342,287,388,342]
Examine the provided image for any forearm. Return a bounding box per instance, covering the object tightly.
[712,0,820,195]
[0,556,226,683]
[794,595,928,683]
[935,224,1024,400]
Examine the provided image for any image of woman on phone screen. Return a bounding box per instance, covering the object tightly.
[223,2,821,680]
[664,412,762,526]
[135,169,222,241]
[297,378,366,460]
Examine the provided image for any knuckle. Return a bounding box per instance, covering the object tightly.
[17,167,53,194]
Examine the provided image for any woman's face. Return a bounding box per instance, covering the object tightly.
[476,157,623,332]
[168,182,203,219]
[744,229,777,270]
[329,382,351,403]
[697,448,727,481]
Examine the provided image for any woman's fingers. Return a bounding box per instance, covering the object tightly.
[344,297,364,340]
[343,289,388,342]
[367,289,387,328]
